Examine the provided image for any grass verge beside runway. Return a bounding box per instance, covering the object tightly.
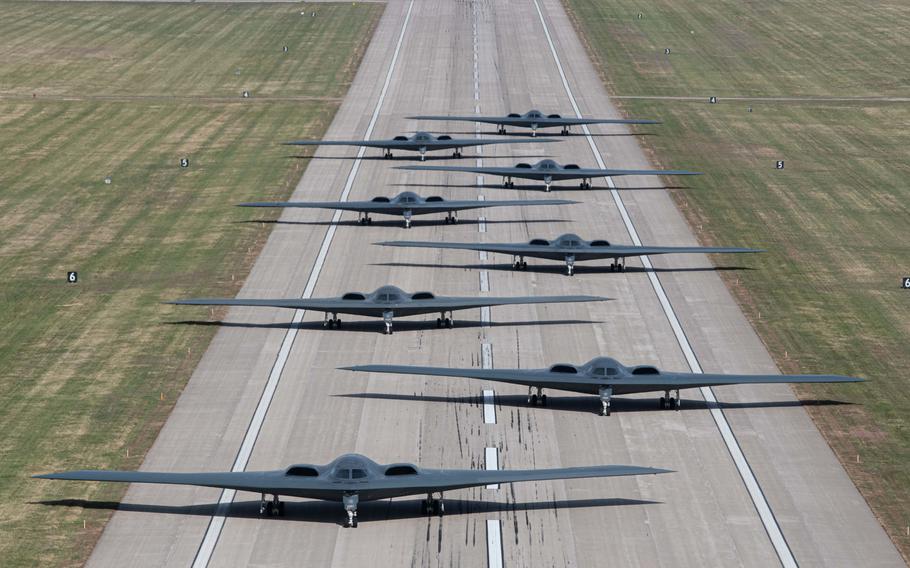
[0,2,381,566]
[564,0,910,559]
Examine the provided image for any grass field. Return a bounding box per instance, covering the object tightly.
[0,2,381,566]
[564,0,910,559]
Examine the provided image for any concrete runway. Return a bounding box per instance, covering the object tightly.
[80,0,902,566]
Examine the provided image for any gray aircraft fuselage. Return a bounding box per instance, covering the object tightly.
[238,191,576,228]
[284,131,556,160]
[167,285,607,334]
[342,356,863,415]
[377,233,763,275]
[408,109,660,135]
[34,453,670,527]
[398,159,701,191]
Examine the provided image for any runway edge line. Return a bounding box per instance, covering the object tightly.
[530,0,798,566]
[189,2,416,566]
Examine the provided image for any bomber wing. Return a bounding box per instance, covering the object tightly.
[376,240,542,256]
[340,364,604,389]
[417,199,576,212]
[632,371,865,389]
[32,469,320,493]
[237,200,407,212]
[413,295,608,312]
[165,298,363,313]
[397,465,670,493]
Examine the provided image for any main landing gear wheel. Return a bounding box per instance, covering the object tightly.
[503,180,515,189]
[513,259,528,270]
[527,387,547,406]
[359,216,373,225]
[660,391,680,410]
[422,495,445,516]
[260,494,285,517]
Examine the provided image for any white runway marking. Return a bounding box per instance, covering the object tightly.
[189,2,416,567]
[483,389,496,424]
[486,519,504,568]
[479,216,486,233]
[531,0,797,566]
[482,342,493,369]
[484,447,499,489]
[479,270,490,292]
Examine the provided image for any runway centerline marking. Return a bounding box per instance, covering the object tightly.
[189,2,416,567]
[484,447,500,489]
[531,0,797,566]
[486,519,504,568]
[483,389,496,424]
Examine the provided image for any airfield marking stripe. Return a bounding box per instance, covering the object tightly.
[483,389,496,424]
[480,270,490,292]
[485,447,500,489]
[486,519,505,568]
[530,0,799,567]
[189,2,416,566]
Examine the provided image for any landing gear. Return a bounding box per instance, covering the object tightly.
[599,386,613,416]
[579,179,591,189]
[383,150,393,159]
[343,494,359,528]
[323,312,341,329]
[497,125,506,135]
[565,255,576,276]
[403,211,413,229]
[561,126,570,136]
[419,150,427,161]
[659,390,680,410]
[444,212,458,224]
[436,312,454,328]
[358,213,373,225]
[452,149,463,158]
[503,177,515,189]
[512,256,528,270]
[421,493,445,516]
[527,386,547,406]
[259,493,285,517]
[382,310,394,335]
[609,259,625,272]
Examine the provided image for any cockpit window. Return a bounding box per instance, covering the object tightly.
[351,469,368,479]
[378,293,401,303]
[560,239,580,247]
[592,367,618,376]
[400,196,415,203]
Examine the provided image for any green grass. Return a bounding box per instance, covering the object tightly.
[565,0,910,559]
[0,2,382,566]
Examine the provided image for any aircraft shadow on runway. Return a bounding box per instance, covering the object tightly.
[373,262,753,276]
[35,496,657,527]
[164,318,600,334]
[388,182,689,192]
[235,218,571,229]
[338,393,854,417]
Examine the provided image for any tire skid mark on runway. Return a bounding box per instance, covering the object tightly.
[188,2,416,566]
[472,5,505,567]
[530,0,797,565]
